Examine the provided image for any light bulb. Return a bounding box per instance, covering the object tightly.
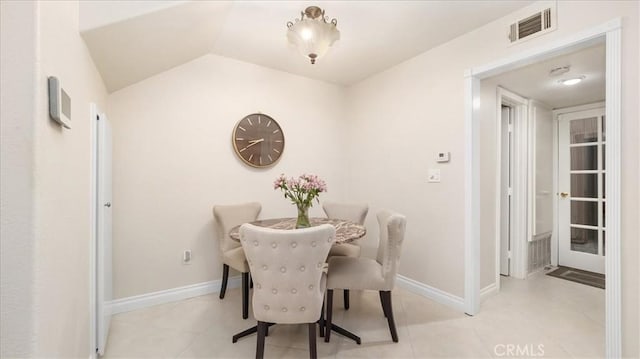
[560,76,585,86]
[301,28,313,41]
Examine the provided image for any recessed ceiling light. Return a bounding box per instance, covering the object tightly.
[559,76,586,86]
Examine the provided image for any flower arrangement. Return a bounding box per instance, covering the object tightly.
[273,173,327,228]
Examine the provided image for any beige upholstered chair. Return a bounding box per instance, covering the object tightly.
[212,202,261,319]
[325,209,406,343]
[239,223,335,359]
[322,201,369,310]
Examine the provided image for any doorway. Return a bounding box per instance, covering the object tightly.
[499,104,513,277]
[490,44,606,280]
[495,87,530,281]
[464,18,622,357]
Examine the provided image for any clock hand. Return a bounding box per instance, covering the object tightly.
[247,138,265,145]
[240,138,265,152]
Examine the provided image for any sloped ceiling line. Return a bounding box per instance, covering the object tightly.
[80,1,533,93]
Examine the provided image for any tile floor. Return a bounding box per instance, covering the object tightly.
[104,271,604,358]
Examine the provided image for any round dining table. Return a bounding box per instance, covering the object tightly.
[229,217,366,243]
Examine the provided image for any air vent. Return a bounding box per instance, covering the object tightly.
[509,8,554,44]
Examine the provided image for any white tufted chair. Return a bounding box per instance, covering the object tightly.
[322,201,369,310]
[325,209,406,343]
[213,202,261,319]
[239,223,335,359]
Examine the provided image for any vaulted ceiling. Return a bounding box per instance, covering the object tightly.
[80,1,534,92]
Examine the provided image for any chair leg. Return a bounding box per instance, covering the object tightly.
[324,289,334,343]
[308,323,317,359]
[220,264,229,299]
[343,289,350,310]
[242,272,250,319]
[379,291,387,317]
[318,300,325,337]
[256,321,267,359]
[381,291,398,342]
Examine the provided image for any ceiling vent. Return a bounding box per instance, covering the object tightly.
[509,7,555,44]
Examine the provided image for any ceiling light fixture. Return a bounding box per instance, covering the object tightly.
[559,76,586,86]
[287,6,340,65]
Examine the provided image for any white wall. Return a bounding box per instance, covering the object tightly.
[33,1,109,356]
[1,1,109,357]
[107,54,348,299]
[345,1,638,355]
[1,2,37,356]
[345,59,467,296]
[532,101,553,238]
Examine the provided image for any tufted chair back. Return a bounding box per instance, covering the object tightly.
[374,210,407,290]
[322,201,368,225]
[239,223,335,324]
[213,202,261,253]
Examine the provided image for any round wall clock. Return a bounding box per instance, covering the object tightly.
[232,113,285,168]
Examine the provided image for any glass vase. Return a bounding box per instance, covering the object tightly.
[296,205,311,229]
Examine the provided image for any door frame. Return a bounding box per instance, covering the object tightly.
[89,103,99,358]
[495,87,529,288]
[89,103,111,358]
[464,18,622,357]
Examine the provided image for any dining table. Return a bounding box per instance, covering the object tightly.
[229,217,366,244]
[229,217,366,345]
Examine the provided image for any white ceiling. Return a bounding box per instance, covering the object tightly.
[80,0,534,92]
[487,42,605,109]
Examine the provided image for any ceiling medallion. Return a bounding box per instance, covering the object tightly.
[286,6,340,65]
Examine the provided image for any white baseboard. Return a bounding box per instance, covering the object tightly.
[396,274,465,312]
[110,274,466,316]
[109,276,241,314]
[480,282,498,302]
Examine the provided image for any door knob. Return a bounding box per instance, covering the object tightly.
[104,202,111,207]
[560,192,569,198]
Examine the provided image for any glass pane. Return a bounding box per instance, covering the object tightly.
[570,227,598,254]
[571,174,598,198]
[603,174,606,199]
[571,146,598,170]
[602,231,606,256]
[571,201,598,226]
[570,117,598,143]
[602,116,606,142]
[602,144,606,169]
[603,202,606,228]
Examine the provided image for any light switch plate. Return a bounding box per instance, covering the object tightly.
[428,169,441,183]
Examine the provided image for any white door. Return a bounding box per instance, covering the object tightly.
[558,108,605,274]
[96,113,113,355]
[500,105,513,276]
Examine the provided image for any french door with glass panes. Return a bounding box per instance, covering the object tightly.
[558,108,605,274]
